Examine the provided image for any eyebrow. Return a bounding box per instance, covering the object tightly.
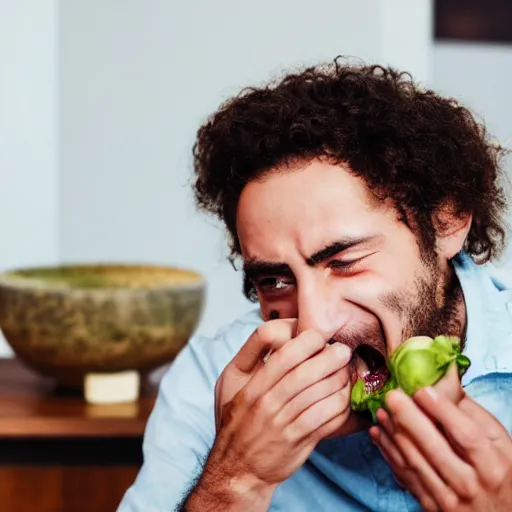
[305,235,379,266]
[243,261,293,281]
[243,235,379,281]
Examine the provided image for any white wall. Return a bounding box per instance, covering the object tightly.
[433,43,512,271]
[3,3,508,360]
[12,1,510,359]
[58,0,432,338]
[379,0,433,84]
[0,1,59,355]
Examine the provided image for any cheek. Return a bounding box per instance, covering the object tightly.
[259,294,299,321]
[332,272,412,354]
[335,271,396,305]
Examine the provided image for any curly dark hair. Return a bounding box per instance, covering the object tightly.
[193,57,509,271]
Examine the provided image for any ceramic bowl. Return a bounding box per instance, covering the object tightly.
[0,264,205,388]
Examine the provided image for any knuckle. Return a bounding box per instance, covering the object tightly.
[328,371,348,395]
[392,455,408,471]
[334,389,348,412]
[458,471,479,500]
[297,329,324,347]
[419,499,439,512]
[296,411,316,436]
[256,393,279,418]
[391,407,408,426]
[483,460,508,490]
[337,368,349,386]
[403,455,421,474]
[457,426,480,450]
[311,424,329,442]
[274,344,295,368]
[440,492,459,512]
[255,323,274,345]
[326,373,342,394]
[290,363,307,383]
[282,424,300,445]
[284,371,304,397]
[315,414,345,441]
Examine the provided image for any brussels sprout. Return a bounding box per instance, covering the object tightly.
[350,335,471,422]
[350,375,397,421]
[390,335,470,395]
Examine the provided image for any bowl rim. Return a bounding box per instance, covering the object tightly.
[0,262,206,294]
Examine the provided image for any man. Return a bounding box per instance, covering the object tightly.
[119,58,512,511]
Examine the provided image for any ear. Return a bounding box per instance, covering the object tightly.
[434,203,472,260]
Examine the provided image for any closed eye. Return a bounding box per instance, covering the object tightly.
[327,252,376,273]
[328,259,360,273]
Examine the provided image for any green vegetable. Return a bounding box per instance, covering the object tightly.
[350,335,471,422]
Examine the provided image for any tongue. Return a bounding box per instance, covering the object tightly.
[355,355,371,378]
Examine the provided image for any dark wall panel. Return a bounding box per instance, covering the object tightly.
[435,0,512,43]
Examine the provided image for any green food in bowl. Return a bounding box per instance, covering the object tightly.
[0,264,205,388]
[6,264,202,289]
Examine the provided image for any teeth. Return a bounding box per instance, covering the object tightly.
[355,355,370,378]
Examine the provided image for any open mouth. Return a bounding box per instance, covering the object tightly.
[351,344,389,394]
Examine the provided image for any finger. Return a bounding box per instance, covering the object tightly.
[431,362,465,405]
[370,428,440,511]
[375,407,396,435]
[245,330,339,400]
[393,428,457,510]
[317,409,369,440]
[370,425,407,469]
[287,384,351,442]
[277,363,350,423]
[457,394,511,442]
[458,394,512,465]
[270,343,351,416]
[386,389,478,501]
[414,386,511,473]
[232,319,297,374]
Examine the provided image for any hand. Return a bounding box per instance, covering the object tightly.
[208,319,352,494]
[369,368,512,511]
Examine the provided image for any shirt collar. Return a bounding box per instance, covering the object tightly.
[453,251,512,385]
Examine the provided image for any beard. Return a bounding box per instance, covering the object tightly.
[331,255,465,362]
[330,256,465,437]
[385,257,465,349]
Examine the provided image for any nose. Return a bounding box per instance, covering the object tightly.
[295,279,348,342]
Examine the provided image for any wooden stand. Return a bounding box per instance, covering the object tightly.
[0,358,166,512]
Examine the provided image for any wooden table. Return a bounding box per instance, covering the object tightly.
[0,358,166,512]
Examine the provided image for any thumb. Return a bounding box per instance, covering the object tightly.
[433,362,465,405]
[232,319,297,375]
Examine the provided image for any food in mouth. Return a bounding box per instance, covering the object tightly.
[351,344,389,394]
[350,335,471,422]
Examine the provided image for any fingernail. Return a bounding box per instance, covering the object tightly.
[423,386,438,400]
[369,426,380,443]
[333,343,351,359]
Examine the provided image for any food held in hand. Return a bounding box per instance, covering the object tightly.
[350,335,471,421]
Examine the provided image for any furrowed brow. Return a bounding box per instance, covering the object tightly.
[243,260,293,280]
[306,236,378,266]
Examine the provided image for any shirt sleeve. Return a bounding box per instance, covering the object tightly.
[117,310,262,512]
[465,372,512,435]
[117,335,219,512]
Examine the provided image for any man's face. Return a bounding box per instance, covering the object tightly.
[236,160,463,390]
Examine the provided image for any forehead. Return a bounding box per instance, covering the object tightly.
[236,160,397,260]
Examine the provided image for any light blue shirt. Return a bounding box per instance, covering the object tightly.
[118,253,512,511]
